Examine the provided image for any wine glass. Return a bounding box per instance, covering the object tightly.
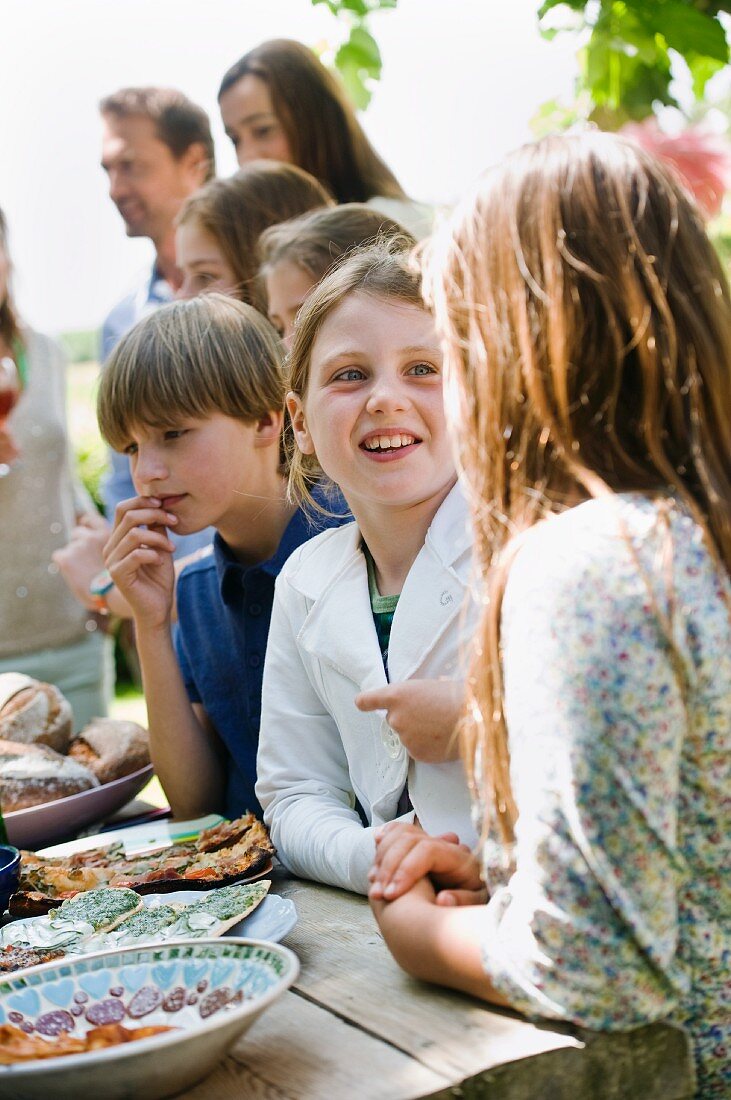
[0,356,20,477]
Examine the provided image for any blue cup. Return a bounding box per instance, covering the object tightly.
[0,845,21,913]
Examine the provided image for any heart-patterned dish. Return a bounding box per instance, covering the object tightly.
[0,938,298,1100]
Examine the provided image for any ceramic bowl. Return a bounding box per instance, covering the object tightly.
[0,937,299,1100]
[0,844,21,913]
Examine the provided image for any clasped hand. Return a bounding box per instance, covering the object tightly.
[369,821,485,907]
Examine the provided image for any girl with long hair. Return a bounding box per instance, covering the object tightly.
[369,132,731,1098]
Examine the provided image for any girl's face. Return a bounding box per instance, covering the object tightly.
[219,74,294,168]
[289,292,456,521]
[265,259,317,347]
[176,221,238,300]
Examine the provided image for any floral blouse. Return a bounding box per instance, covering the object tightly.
[480,494,730,1099]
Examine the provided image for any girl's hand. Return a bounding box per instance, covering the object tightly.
[369,821,485,904]
[104,496,178,631]
[355,679,463,763]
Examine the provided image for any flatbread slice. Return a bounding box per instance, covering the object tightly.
[48,887,143,933]
[166,880,271,939]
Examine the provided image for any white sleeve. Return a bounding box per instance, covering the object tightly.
[256,577,377,894]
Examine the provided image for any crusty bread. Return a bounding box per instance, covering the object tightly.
[0,673,73,753]
[68,719,150,784]
[0,739,99,812]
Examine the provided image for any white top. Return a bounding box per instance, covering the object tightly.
[256,483,476,894]
[366,195,434,240]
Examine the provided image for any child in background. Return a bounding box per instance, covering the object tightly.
[97,294,348,820]
[369,133,731,1099]
[255,244,475,895]
[259,203,414,344]
[175,160,331,308]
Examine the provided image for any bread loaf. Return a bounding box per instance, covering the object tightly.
[0,674,73,753]
[68,719,150,784]
[0,739,99,813]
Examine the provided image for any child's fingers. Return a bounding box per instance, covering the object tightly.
[109,546,163,584]
[435,887,488,907]
[355,685,399,712]
[106,526,175,568]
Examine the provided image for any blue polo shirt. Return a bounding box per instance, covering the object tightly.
[174,498,349,819]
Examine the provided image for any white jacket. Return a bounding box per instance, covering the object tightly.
[256,484,477,894]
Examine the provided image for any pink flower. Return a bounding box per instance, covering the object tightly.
[622,120,731,219]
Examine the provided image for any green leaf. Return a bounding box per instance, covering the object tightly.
[336,25,382,71]
[686,49,727,96]
[334,27,383,109]
[538,0,588,17]
[628,0,729,63]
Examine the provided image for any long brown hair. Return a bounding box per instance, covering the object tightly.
[218,39,407,204]
[424,131,731,845]
[177,162,331,312]
[0,208,22,348]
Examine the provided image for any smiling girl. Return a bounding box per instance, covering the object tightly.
[255,244,476,894]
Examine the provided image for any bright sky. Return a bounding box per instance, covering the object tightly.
[0,0,576,334]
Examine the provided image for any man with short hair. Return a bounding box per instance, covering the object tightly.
[54,88,215,614]
[99,87,215,549]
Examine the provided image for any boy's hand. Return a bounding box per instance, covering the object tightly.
[355,679,463,762]
[369,821,485,905]
[104,496,178,631]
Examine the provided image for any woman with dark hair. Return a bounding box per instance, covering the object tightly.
[0,208,112,728]
[217,39,432,239]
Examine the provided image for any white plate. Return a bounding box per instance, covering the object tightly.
[1,890,297,955]
[5,766,155,850]
[36,814,226,859]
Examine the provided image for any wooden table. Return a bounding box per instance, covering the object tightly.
[178,873,695,1100]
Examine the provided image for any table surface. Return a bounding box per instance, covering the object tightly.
[175,872,694,1100]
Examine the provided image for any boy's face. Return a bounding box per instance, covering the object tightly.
[123,411,262,536]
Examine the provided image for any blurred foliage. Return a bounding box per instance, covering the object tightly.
[537,0,730,129]
[311,0,398,107]
[67,359,107,514]
[60,327,99,364]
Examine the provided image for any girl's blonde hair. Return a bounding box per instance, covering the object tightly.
[424,130,731,846]
[177,162,331,312]
[286,240,423,511]
[259,203,414,285]
[98,294,286,468]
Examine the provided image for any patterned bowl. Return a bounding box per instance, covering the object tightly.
[0,937,299,1100]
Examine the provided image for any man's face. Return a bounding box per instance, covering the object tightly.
[101,113,203,244]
